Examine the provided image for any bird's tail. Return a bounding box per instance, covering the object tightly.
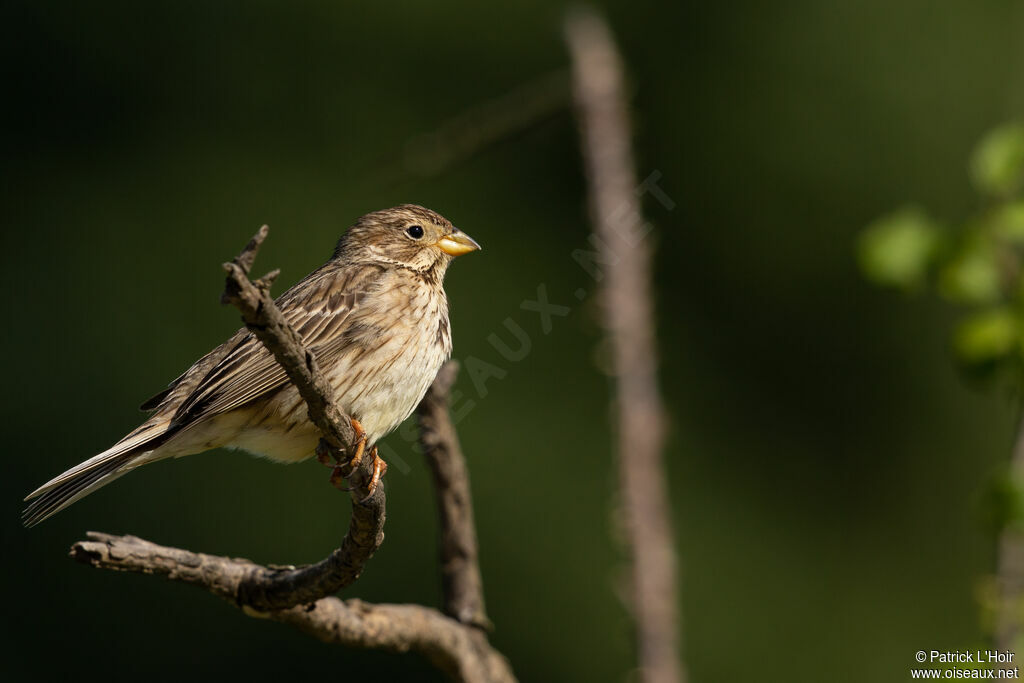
[22,421,171,527]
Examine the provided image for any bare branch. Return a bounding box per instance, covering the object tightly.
[214,226,385,608]
[223,223,270,279]
[281,600,515,682]
[401,70,570,177]
[416,361,491,629]
[566,9,684,683]
[220,228,358,458]
[69,532,516,683]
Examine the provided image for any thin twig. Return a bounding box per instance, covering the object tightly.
[221,225,359,458]
[416,361,491,629]
[566,9,684,683]
[401,70,570,177]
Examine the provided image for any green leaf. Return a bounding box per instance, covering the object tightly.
[970,122,1024,197]
[991,200,1024,243]
[953,308,1018,364]
[857,207,941,289]
[980,469,1024,533]
[938,236,1001,303]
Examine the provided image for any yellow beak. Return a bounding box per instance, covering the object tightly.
[436,229,482,256]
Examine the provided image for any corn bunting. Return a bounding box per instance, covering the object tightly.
[24,205,480,526]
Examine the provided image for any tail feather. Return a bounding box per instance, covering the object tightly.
[23,420,171,526]
[22,454,134,527]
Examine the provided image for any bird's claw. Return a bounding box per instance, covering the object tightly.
[318,417,366,470]
[358,449,388,503]
[329,446,387,501]
[325,417,384,498]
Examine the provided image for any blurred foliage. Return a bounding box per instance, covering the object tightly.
[860,123,1024,378]
[860,123,1024,656]
[980,468,1024,533]
[858,207,943,291]
[972,124,1024,198]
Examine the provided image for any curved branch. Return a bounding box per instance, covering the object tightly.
[216,225,384,608]
[69,533,515,683]
[281,600,513,682]
[416,361,490,629]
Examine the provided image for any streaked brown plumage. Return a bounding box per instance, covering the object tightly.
[23,205,480,526]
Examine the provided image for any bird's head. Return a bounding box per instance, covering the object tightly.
[335,204,481,275]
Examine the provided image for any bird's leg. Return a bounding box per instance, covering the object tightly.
[357,447,388,503]
[324,417,367,491]
[343,416,367,472]
[315,417,366,467]
[315,417,386,498]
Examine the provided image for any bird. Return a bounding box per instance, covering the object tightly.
[23,204,480,526]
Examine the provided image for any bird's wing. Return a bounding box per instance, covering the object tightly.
[139,341,237,411]
[161,262,384,427]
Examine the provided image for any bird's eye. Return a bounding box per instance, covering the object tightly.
[406,225,424,239]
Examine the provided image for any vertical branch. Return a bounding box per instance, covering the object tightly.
[565,8,684,683]
[417,361,492,630]
[994,413,1024,667]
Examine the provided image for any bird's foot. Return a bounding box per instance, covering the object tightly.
[329,446,387,502]
[344,416,367,472]
[359,448,388,503]
[323,417,385,497]
[316,416,366,471]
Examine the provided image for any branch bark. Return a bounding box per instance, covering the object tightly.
[566,9,685,683]
[68,227,515,682]
[220,224,359,457]
[417,361,491,629]
[70,533,514,682]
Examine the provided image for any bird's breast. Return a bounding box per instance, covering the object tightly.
[329,286,451,446]
[221,276,452,464]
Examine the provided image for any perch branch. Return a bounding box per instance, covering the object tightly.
[566,9,684,683]
[220,224,359,455]
[217,225,385,608]
[68,228,516,682]
[416,361,491,629]
[73,225,383,610]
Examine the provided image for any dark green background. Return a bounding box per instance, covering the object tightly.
[3,1,1022,681]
